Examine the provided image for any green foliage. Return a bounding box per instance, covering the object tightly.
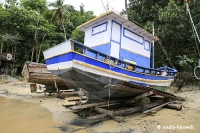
[0,0,95,73]
[128,0,200,71]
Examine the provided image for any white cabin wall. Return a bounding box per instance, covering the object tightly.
[120,25,152,68]
[43,40,72,59]
[84,19,111,47]
[121,26,150,58]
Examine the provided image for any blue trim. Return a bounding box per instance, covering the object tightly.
[144,40,150,51]
[120,49,150,68]
[92,21,108,36]
[110,20,122,58]
[86,44,110,58]
[45,52,174,80]
[123,28,144,45]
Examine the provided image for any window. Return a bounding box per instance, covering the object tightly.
[92,22,108,36]
[123,28,144,45]
[144,40,150,51]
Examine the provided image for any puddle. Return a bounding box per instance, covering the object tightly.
[0,97,62,133]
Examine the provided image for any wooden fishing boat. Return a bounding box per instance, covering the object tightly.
[43,11,177,102]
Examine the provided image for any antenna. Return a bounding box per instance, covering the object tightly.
[107,0,109,11]
[101,0,107,12]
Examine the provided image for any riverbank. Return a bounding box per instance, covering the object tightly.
[0,76,200,133]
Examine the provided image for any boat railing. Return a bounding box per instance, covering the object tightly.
[71,40,176,76]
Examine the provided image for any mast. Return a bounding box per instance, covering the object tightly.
[152,21,155,69]
[125,0,128,19]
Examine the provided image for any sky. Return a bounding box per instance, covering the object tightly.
[0,0,126,16]
[47,0,127,15]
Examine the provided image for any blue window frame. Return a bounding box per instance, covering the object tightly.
[123,28,144,45]
[92,21,108,36]
[144,40,150,51]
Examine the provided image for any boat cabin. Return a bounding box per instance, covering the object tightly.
[77,10,159,68]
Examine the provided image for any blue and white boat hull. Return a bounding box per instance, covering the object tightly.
[43,40,177,101]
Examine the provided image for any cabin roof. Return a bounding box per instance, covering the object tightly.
[77,10,159,42]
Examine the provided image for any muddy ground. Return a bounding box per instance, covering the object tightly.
[0,75,200,133]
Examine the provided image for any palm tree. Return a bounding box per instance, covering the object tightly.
[49,0,67,40]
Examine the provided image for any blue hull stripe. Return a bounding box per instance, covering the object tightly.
[45,52,173,80]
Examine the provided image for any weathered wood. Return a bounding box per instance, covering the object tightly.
[87,114,107,121]
[87,101,170,121]
[68,98,87,102]
[114,106,142,116]
[68,100,124,111]
[165,103,182,111]
[147,101,164,108]
[94,107,114,116]
[135,91,153,101]
[60,91,79,95]
[143,102,171,114]
[94,107,124,122]
[21,61,76,89]
[124,98,136,104]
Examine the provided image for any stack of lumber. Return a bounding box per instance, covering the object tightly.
[21,61,75,90]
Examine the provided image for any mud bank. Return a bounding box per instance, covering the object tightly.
[0,77,200,133]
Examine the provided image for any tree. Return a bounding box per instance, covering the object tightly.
[49,0,67,40]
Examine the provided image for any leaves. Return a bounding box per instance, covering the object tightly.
[128,0,200,71]
[0,0,95,70]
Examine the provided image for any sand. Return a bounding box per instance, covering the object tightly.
[0,76,200,133]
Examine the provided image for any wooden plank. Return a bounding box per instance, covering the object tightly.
[135,91,153,101]
[143,102,171,114]
[94,107,114,116]
[68,100,124,111]
[114,106,142,116]
[87,101,168,121]
[165,103,182,111]
[87,114,107,121]
[94,107,124,122]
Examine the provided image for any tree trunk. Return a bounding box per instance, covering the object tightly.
[12,45,13,55]
[6,43,9,52]
[13,43,16,59]
[31,44,35,62]
[32,19,39,62]
[36,34,46,63]
[0,42,3,54]
[62,24,67,40]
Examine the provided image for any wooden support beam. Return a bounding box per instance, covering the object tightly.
[87,114,107,121]
[135,91,153,101]
[165,103,182,111]
[59,91,79,95]
[68,99,123,111]
[94,107,114,116]
[87,101,167,121]
[143,102,171,114]
[68,97,87,102]
[94,107,124,122]
[114,106,142,116]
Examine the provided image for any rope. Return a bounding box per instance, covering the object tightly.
[107,57,118,110]
[186,3,200,79]
[158,41,175,68]
[188,8,200,58]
